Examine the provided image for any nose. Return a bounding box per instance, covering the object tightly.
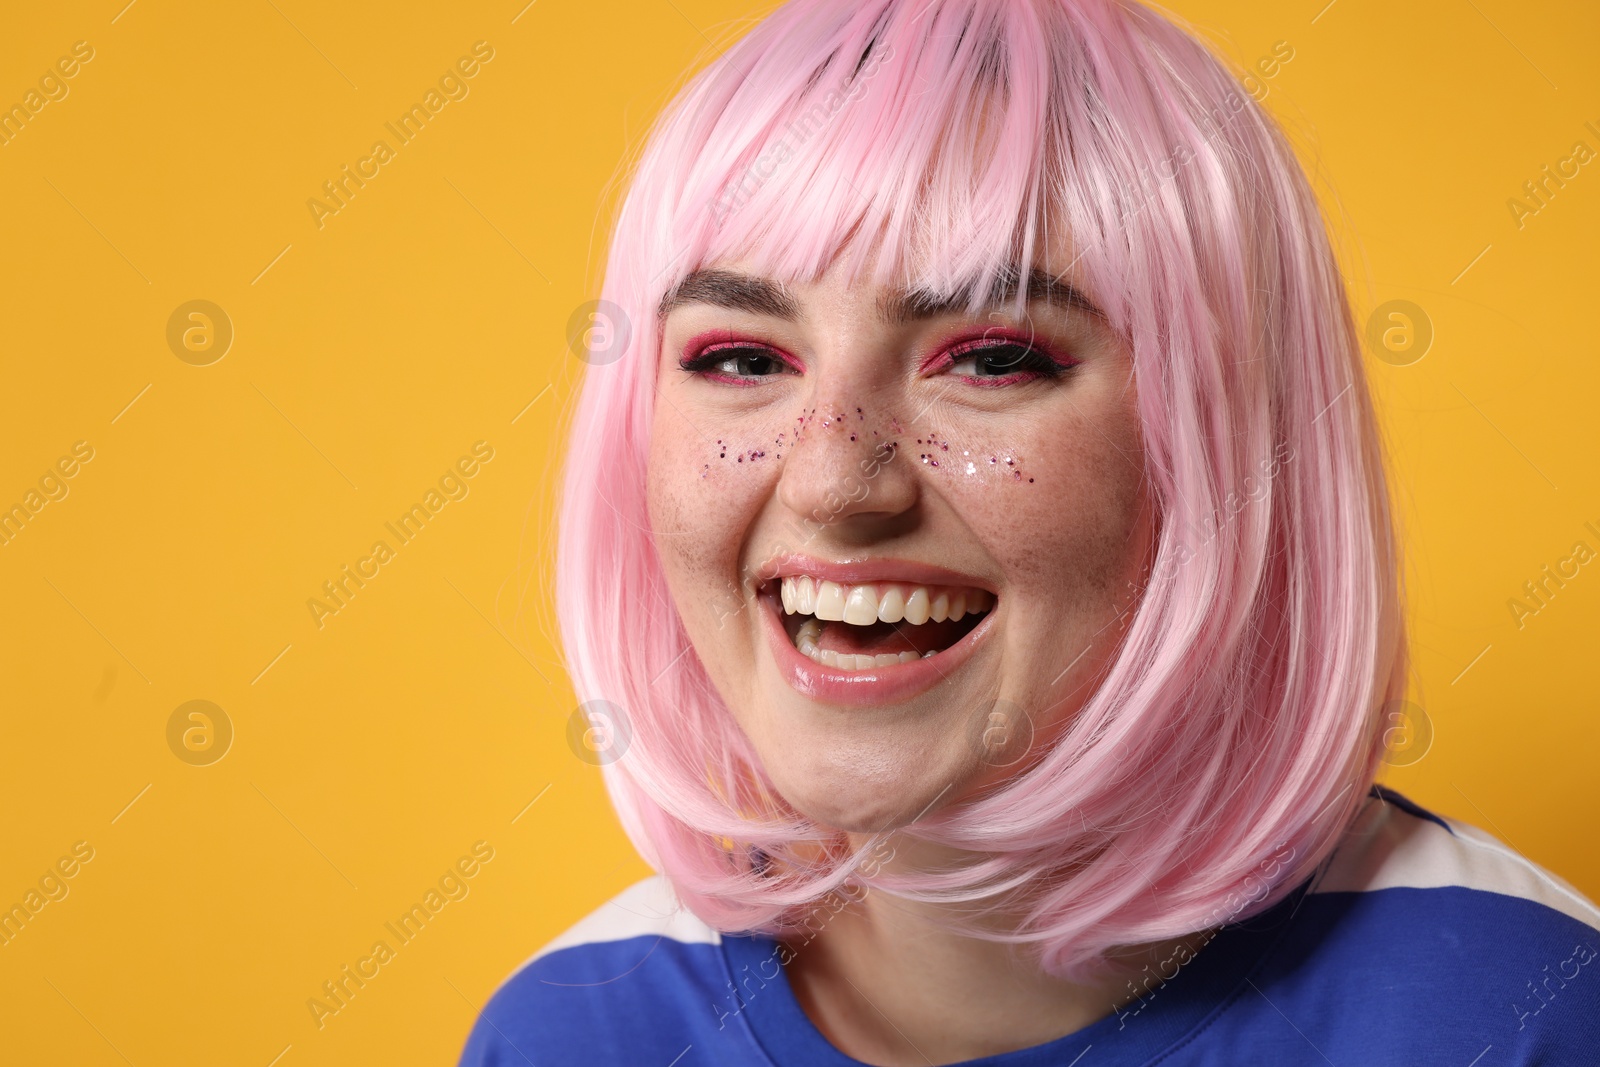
[774,386,917,541]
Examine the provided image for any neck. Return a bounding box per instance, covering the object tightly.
[780,840,1216,1066]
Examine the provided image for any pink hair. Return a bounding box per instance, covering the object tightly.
[554,0,1408,979]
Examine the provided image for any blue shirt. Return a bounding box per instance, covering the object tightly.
[458,787,1600,1065]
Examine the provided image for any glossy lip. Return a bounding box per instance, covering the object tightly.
[756,569,1000,708]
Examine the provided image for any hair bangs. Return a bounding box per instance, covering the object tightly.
[651,0,1125,326]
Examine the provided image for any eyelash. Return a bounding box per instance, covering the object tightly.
[678,341,799,386]
[931,335,1075,386]
[678,335,1076,388]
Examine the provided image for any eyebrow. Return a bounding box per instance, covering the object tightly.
[657,265,1105,323]
[658,269,801,320]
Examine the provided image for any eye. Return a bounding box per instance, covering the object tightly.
[938,338,1073,385]
[679,340,798,386]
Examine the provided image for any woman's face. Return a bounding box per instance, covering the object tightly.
[646,245,1154,833]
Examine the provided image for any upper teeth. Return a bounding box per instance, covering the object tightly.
[780,577,994,625]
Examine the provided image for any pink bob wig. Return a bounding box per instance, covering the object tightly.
[555,0,1408,979]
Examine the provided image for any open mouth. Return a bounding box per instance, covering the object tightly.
[770,576,995,671]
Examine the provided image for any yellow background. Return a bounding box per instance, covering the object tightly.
[0,0,1594,1062]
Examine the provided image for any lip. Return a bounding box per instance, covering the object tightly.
[757,578,999,707]
[754,553,997,593]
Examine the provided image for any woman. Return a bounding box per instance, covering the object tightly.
[462,0,1600,1063]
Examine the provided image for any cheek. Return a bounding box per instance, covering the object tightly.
[932,400,1148,604]
[1034,428,1145,589]
[646,415,720,583]
[645,403,786,619]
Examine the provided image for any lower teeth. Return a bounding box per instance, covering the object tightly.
[793,617,937,670]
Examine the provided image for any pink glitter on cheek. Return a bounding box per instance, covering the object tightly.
[913,440,1037,484]
[916,429,954,468]
[997,452,1037,483]
[709,433,790,469]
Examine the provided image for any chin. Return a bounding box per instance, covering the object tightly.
[761,732,981,834]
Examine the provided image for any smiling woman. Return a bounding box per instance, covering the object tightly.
[460,1,1600,1064]
[647,248,1153,834]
